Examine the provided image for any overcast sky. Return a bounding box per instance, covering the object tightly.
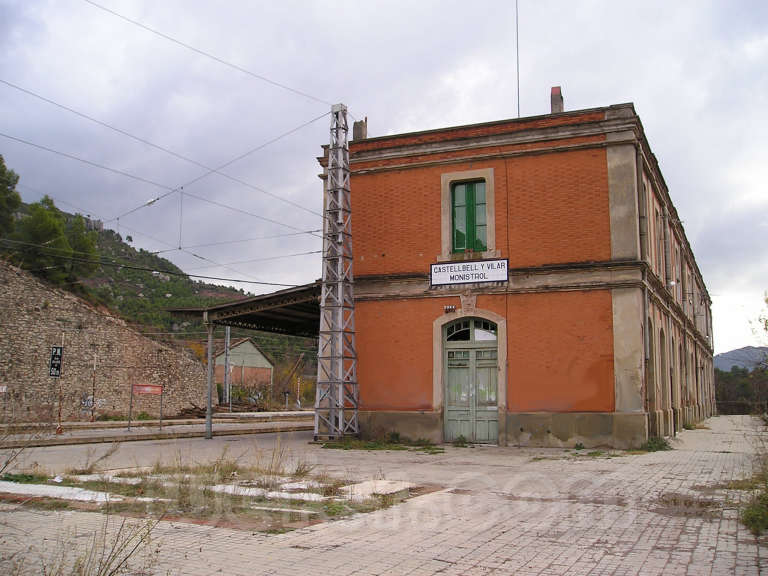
[1,0,766,354]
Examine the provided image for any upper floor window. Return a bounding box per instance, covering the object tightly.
[440,168,496,261]
[452,181,487,253]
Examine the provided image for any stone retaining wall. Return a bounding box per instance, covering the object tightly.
[0,261,208,423]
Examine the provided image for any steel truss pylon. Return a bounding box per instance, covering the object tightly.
[314,103,358,439]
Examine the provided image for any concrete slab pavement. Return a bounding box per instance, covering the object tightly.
[1,413,313,448]
[1,416,765,575]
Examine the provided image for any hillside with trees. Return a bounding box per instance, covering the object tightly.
[1,155,317,406]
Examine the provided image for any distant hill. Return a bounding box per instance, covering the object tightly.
[714,346,768,372]
[84,227,246,331]
[5,202,317,371]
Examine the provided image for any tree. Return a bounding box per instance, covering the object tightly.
[65,213,98,280]
[12,195,71,283]
[0,155,22,237]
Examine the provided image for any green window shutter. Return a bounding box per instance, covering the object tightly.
[452,181,487,253]
[452,183,467,252]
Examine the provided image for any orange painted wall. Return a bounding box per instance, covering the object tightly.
[351,146,610,276]
[356,290,615,413]
[355,298,442,410]
[504,290,615,412]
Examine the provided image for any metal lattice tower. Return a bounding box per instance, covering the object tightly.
[314,103,358,439]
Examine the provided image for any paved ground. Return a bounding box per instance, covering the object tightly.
[1,415,766,575]
[1,412,312,448]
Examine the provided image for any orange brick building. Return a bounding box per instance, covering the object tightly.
[328,90,714,448]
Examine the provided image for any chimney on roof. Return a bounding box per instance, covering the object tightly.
[352,117,368,140]
[550,86,564,113]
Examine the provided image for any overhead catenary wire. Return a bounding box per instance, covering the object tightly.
[82,0,333,107]
[106,108,330,223]
[150,229,322,254]
[11,187,300,286]
[184,250,321,271]
[16,185,320,256]
[0,131,175,193]
[1,78,322,218]
[0,238,300,287]
[0,128,324,236]
[181,191,320,235]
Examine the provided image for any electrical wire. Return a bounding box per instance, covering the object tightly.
[82,0,333,107]
[0,238,300,287]
[184,250,321,271]
[0,131,175,192]
[103,109,330,223]
[2,78,324,218]
[150,229,322,254]
[181,190,319,234]
[1,128,324,238]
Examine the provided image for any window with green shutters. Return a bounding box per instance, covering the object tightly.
[451,181,487,253]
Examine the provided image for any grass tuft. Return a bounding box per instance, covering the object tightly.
[1,472,49,484]
[641,437,672,452]
[451,435,468,448]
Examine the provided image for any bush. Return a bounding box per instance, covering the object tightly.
[742,491,768,536]
[452,435,468,447]
[641,436,672,452]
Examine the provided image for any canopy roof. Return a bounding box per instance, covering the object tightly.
[170,282,320,338]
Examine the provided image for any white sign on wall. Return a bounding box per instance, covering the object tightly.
[430,259,509,286]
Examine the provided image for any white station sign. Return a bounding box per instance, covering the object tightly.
[430,259,509,286]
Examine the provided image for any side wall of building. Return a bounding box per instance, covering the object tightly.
[0,261,208,422]
[345,105,713,447]
[639,152,715,437]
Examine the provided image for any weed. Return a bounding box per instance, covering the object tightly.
[28,498,71,511]
[574,442,585,450]
[323,501,346,516]
[741,491,768,536]
[452,435,468,448]
[68,442,121,474]
[737,431,768,536]
[386,431,401,444]
[641,437,672,452]
[683,422,695,430]
[95,413,124,421]
[1,472,49,484]
[586,450,605,457]
[418,445,445,455]
[135,411,152,421]
[292,457,315,478]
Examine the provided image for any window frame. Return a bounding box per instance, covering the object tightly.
[440,168,496,261]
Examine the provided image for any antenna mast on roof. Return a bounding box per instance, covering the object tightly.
[314,103,359,439]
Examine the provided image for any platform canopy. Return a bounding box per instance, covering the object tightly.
[169,282,321,338]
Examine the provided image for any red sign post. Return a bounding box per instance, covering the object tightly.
[127,383,164,431]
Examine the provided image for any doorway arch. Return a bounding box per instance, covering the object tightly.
[433,309,507,444]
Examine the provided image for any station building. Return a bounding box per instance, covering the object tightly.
[334,89,714,448]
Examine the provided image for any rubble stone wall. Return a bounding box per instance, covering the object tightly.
[0,261,208,423]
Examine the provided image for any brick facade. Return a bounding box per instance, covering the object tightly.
[0,260,208,423]
[329,102,714,448]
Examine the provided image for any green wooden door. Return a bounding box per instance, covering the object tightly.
[444,319,498,444]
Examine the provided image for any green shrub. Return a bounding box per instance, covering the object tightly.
[741,491,768,536]
[641,436,672,452]
[574,442,585,450]
[452,435,468,447]
[386,431,401,444]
